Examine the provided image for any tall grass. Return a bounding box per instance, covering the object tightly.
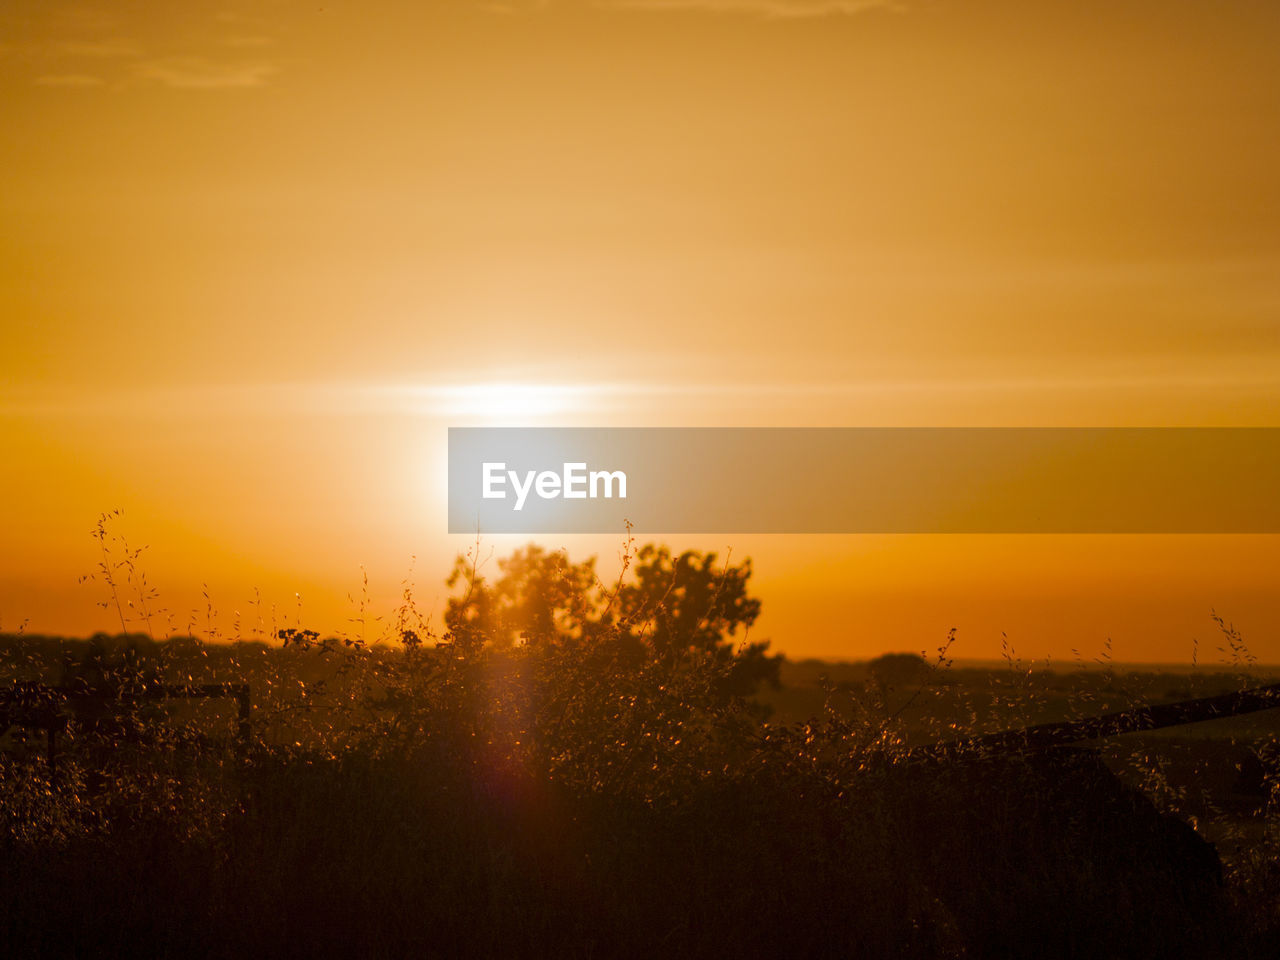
[1,515,1277,958]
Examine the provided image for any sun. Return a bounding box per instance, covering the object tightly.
[434,383,594,420]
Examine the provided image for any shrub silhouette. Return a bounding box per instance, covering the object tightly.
[869,650,932,689]
[445,542,780,699]
[0,533,1270,959]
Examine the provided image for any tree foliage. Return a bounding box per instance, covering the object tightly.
[868,652,931,690]
[444,542,780,698]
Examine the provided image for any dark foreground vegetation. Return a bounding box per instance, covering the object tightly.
[2,530,1278,958]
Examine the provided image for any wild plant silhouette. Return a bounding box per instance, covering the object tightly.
[0,517,1277,958]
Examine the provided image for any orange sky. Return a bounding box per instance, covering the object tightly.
[2,1,1279,662]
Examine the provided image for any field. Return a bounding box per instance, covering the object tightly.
[2,538,1278,958]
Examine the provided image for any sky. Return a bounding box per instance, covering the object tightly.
[2,0,1279,662]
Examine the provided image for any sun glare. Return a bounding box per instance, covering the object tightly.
[414,383,597,420]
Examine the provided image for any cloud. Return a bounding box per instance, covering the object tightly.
[54,38,138,58]
[1,6,283,92]
[34,73,105,88]
[473,0,897,14]
[476,0,551,11]
[597,0,901,16]
[222,35,274,48]
[132,56,278,90]
[214,10,264,26]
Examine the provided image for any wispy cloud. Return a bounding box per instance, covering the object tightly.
[4,6,283,92]
[7,370,1280,420]
[222,35,274,49]
[214,10,264,26]
[34,73,105,88]
[54,38,138,58]
[132,56,278,90]
[474,0,898,14]
[475,0,549,12]
[598,0,901,16]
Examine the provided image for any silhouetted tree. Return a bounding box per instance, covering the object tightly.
[444,542,780,697]
[868,651,930,690]
[445,545,597,646]
[610,545,778,697]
